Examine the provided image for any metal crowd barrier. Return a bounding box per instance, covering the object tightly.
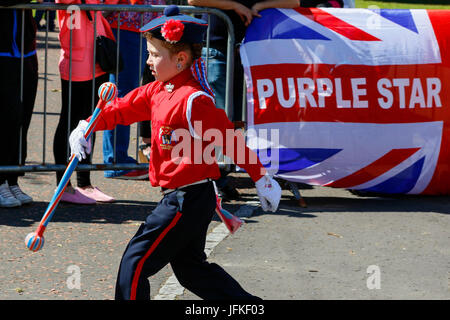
[0,3,236,174]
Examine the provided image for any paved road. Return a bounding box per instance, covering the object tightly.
[0,29,448,301]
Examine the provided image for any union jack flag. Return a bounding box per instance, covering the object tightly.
[240,8,450,195]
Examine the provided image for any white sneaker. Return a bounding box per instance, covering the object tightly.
[9,184,33,205]
[0,182,21,207]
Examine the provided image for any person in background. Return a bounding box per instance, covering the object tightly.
[53,0,115,204]
[101,0,164,180]
[0,0,40,207]
[187,0,300,201]
[34,0,56,31]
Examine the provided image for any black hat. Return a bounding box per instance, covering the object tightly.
[140,5,207,44]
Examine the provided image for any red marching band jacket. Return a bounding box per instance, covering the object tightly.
[91,68,265,189]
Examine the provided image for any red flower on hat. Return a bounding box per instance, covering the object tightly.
[161,19,184,43]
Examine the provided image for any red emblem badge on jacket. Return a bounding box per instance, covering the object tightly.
[159,126,177,150]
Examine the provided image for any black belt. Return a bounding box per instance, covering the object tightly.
[160,178,212,195]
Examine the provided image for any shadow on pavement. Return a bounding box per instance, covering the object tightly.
[232,176,450,216]
[0,201,157,227]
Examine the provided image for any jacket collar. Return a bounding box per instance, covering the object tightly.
[160,68,193,93]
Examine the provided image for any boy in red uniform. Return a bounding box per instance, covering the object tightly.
[69,5,281,300]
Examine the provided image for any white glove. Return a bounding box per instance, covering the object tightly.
[255,174,281,212]
[69,120,91,161]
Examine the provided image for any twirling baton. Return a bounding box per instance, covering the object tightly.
[25,82,117,252]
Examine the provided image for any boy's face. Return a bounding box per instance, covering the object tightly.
[146,38,180,83]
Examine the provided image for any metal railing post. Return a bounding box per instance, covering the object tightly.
[0,3,235,173]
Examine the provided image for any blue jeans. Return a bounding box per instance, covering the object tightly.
[201,47,226,111]
[103,29,147,177]
[201,46,244,120]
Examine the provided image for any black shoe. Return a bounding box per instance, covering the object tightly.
[218,185,240,201]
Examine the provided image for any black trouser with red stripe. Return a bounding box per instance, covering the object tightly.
[115,181,259,300]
